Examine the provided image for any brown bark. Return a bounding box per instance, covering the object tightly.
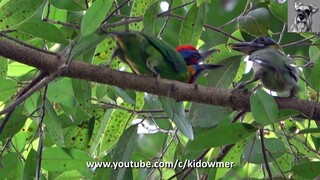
[0,38,319,120]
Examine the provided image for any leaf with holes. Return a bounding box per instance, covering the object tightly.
[0,0,43,30]
[179,3,205,46]
[143,1,159,36]
[129,0,157,31]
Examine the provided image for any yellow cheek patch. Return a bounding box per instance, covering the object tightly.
[188,66,196,76]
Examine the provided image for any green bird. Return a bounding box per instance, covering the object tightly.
[229,37,299,97]
[109,31,222,83]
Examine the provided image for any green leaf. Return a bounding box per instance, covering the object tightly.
[310,46,320,91]
[92,155,111,180]
[207,55,242,88]
[110,125,137,180]
[0,106,27,140]
[298,128,320,134]
[292,161,320,179]
[89,109,113,154]
[179,3,205,46]
[64,126,91,150]
[44,99,65,146]
[0,0,43,30]
[0,79,17,101]
[250,90,278,125]
[190,103,232,128]
[243,138,286,164]
[23,149,37,180]
[101,93,144,151]
[142,1,159,36]
[81,0,114,36]
[238,7,270,36]
[72,79,92,109]
[49,0,86,11]
[47,78,76,107]
[188,123,257,151]
[18,21,68,44]
[129,0,158,30]
[268,0,287,22]
[111,86,136,105]
[0,57,8,79]
[0,152,23,179]
[196,0,211,6]
[159,97,194,140]
[67,33,107,59]
[42,147,94,171]
[277,109,300,121]
[211,140,245,179]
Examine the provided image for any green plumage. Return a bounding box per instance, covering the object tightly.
[109,31,190,82]
[250,48,298,94]
[230,37,298,97]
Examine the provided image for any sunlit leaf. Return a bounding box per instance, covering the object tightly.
[81,0,114,36]
[0,0,43,30]
[179,3,205,46]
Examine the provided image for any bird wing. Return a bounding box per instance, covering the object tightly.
[141,32,187,72]
[249,49,298,81]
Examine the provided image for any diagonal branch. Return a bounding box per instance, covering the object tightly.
[0,39,320,120]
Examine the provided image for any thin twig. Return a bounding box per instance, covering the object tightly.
[35,85,48,180]
[147,129,178,179]
[0,32,57,55]
[282,35,317,48]
[259,129,273,180]
[218,1,252,29]
[45,0,50,20]
[0,64,67,134]
[157,0,173,38]
[101,0,132,25]
[278,23,286,44]
[279,122,300,162]
[168,148,210,179]
[265,149,287,179]
[42,19,80,30]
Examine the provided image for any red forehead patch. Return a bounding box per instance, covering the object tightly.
[176,45,197,52]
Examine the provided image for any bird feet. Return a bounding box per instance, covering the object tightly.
[231,82,247,93]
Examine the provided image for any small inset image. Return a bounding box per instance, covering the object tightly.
[288,0,320,33]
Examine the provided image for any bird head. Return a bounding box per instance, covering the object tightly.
[176,45,220,65]
[229,37,281,55]
[188,64,223,83]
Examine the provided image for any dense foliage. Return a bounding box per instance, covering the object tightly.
[0,0,320,179]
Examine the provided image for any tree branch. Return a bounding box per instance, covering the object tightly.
[1,39,320,120]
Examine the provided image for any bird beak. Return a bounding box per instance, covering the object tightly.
[198,48,220,62]
[229,41,264,54]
